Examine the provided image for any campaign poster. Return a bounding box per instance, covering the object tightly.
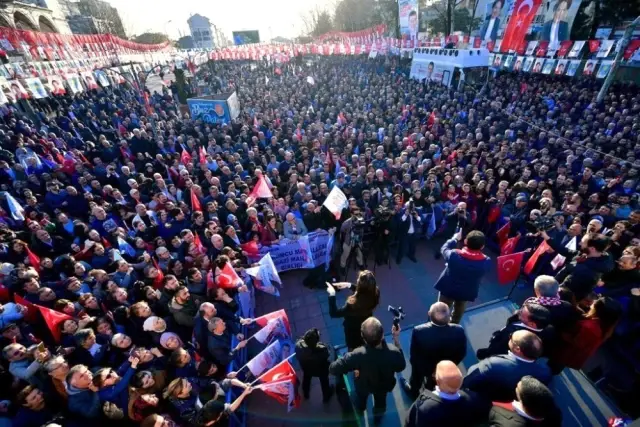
[525,41,538,56]
[532,57,545,73]
[583,59,598,76]
[410,61,454,86]
[565,60,580,76]
[541,59,555,74]
[0,77,10,104]
[523,56,535,72]
[187,98,231,124]
[503,55,514,69]
[477,0,507,44]
[567,40,585,58]
[48,75,66,95]
[492,54,503,67]
[5,79,28,101]
[597,40,614,58]
[555,59,568,75]
[513,56,525,71]
[537,0,583,50]
[65,73,83,94]
[596,60,612,79]
[398,0,419,42]
[25,78,48,99]
[81,71,99,90]
[94,70,110,87]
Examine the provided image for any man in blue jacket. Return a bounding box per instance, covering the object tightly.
[434,230,491,324]
[95,356,139,418]
[66,364,102,419]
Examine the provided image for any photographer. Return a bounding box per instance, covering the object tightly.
[372,204,393,265]
[396,200,421,264]
[435,202,471,259]
[329,317,406,423]
[339,206,366,272]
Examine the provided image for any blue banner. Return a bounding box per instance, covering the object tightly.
[187,98,231,124]
[248,231,332,272]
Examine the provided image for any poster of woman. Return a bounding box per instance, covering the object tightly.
[48,76,66,95]
[81,71,99,90]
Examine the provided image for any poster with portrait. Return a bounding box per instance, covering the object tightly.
[525,41,538,56]
[554,59,568,75]
[48,75,66,95]
[542,59,555,74]
[94,70,110,87]
[81,71,99,90]
[537,0,583,50]
[492,54,503,67]
[410,60,454,86]
[597,40,615,58]
[596,60,612,79]
[565,60,580,76]
[567,40,585,58]
[25,78,48,99]
[3,79,28,101]
[513,56,525,71]
[488,53,495,66]
[532,57,545,73]
[522,56,535,72]
[65,73,83,94]
[477,0,507,44]
[583,59,598,76]
[398,0,419,42]
[503,55,514,69]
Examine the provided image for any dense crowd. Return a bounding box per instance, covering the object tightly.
[0,54,638,426]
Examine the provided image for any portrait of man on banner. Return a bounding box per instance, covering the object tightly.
[566,60,580,76]
[48,76,66,95]
[479,0,503,43]
[398,0,419,42]
[540,0,582,50]
[583,59,597,76]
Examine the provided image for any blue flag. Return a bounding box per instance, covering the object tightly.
[117,237,136,257]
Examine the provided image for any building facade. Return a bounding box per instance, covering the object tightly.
[187,14,214,49]
[0,0,72,34]
[59,0,126,38]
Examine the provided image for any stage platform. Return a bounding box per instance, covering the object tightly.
[336,298,623,427]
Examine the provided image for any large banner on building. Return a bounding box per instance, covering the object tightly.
[500,0,543,52]
[536,0,583,50]
[248,231,331,272]
[410,60,454,86]
[399,0,419,42]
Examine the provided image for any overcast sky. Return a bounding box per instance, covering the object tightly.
[105,0,334,41]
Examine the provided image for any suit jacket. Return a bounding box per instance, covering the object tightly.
[410,322,467,378]
[480,17,500,42]
[541,20,569,43]
[283,218,308,239]
[404,389,491,427]
[463,354,552,402]
[434,238,491,301]
[489,403,562,427]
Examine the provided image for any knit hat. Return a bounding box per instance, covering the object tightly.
[143,316,166,332]
[159,332,182,349]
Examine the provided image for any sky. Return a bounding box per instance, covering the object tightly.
[104,0,334,41]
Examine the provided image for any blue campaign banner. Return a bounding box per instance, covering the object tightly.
[248,231,332,272]
[187,98,231,124]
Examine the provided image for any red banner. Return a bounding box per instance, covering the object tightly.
[501,0,542,52]
[557,40,573,58]
[589,40,601,53]
[624,39,640,59]
[535,41,549,57]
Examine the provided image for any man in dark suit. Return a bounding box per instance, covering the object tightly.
[479,0,503,42]
[400,302,467,398]
[540,0,571,49]
[396,200,421,264]
[488,376,562,426]
[405,361,490,427]
[463,330,552,402]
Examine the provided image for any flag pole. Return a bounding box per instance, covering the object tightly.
[250,353,297,386]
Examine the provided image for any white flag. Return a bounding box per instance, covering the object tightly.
[252,317,288,344]
[246,340,281,376]
[550,236,576,270]
[258,253,281,285]
[322,186,348,219]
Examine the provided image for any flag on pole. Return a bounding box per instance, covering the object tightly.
[25,246,40,272]
[257,357,297,384]
[523,240,551,275]
[216,262,242,289]
[36,305,72,343]
[198,146,207,164]
[249,176,273,201]
[550,237,576,270]
[256,379,300,412]
[193,233,206,255]
[496,222,511,246]
[247,266,280,296]
[252,316,290,343]
[500,235,520,256]
[258,253,281,286]
[497,251,525,285]
[322,186,348,219]
[152,258,164,289]
[13,294,38,323]
[180,148,192,165]
[254,309,291,336]
[246,340,282,376]
[190,190,202,212]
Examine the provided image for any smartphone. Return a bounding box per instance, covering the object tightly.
[37,342,46,353]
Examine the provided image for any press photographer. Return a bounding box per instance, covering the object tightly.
[397,199,421,264]
[339,206,368,272]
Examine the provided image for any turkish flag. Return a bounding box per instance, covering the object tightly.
[501,0,542,52]
[180,148,192,165]
[497,251,525,285]
[193,233,206,255]
[516,40,528,55]
[14,294,38,323]
[26,246,40,272]
[199,146,207,164]
[624,39,640,59]
[152,258,164,289]
[588,40,601,53]
[496,222,511,246]
[535,41,549,57]
[254,309,291,337]
[557,41,573,58]
[190,190,202,212]
[216,263,242,289]
[258,358,297,384]
[501,235,520,256]
[248,176,273,206]
[523,240,551,275]
[241,240,260,257]
[37,305,72,343]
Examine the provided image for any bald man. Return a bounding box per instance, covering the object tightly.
[405,361,490,427]
[400,302,467,398]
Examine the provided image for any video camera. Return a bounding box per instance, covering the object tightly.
[388,305,406,328]
[525,215,555,233]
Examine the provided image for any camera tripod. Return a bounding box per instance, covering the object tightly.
[342,229,380,280]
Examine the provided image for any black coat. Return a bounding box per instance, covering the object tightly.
[404,389,490,427]
[328,290,376,350]
[488,403,562,427]
[295,339,330,377]
[409,322,467,379]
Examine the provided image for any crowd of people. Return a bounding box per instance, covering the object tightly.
[0,52,638,426]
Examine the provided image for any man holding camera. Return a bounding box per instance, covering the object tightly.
[397,200,422,264]
[329,317,406,423]
[434,230,491,324]
[339,206,366,272]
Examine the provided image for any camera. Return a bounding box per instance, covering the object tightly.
[525,215,555,233]
[388,305,406,328]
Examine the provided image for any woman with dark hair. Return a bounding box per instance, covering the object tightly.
[549,296,622,372]
[260,215,280,246]
[326,270,380,349]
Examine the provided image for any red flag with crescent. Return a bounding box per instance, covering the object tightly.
[523,240,551,275]
[258,358,297,384]
[497,251,525,285]
[501,0,542,52]
[501,235,520,256]
[496,222,511,246]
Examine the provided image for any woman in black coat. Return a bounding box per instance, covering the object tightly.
[327,270,380,350]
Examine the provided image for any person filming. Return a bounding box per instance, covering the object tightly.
[329,317,406,423]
